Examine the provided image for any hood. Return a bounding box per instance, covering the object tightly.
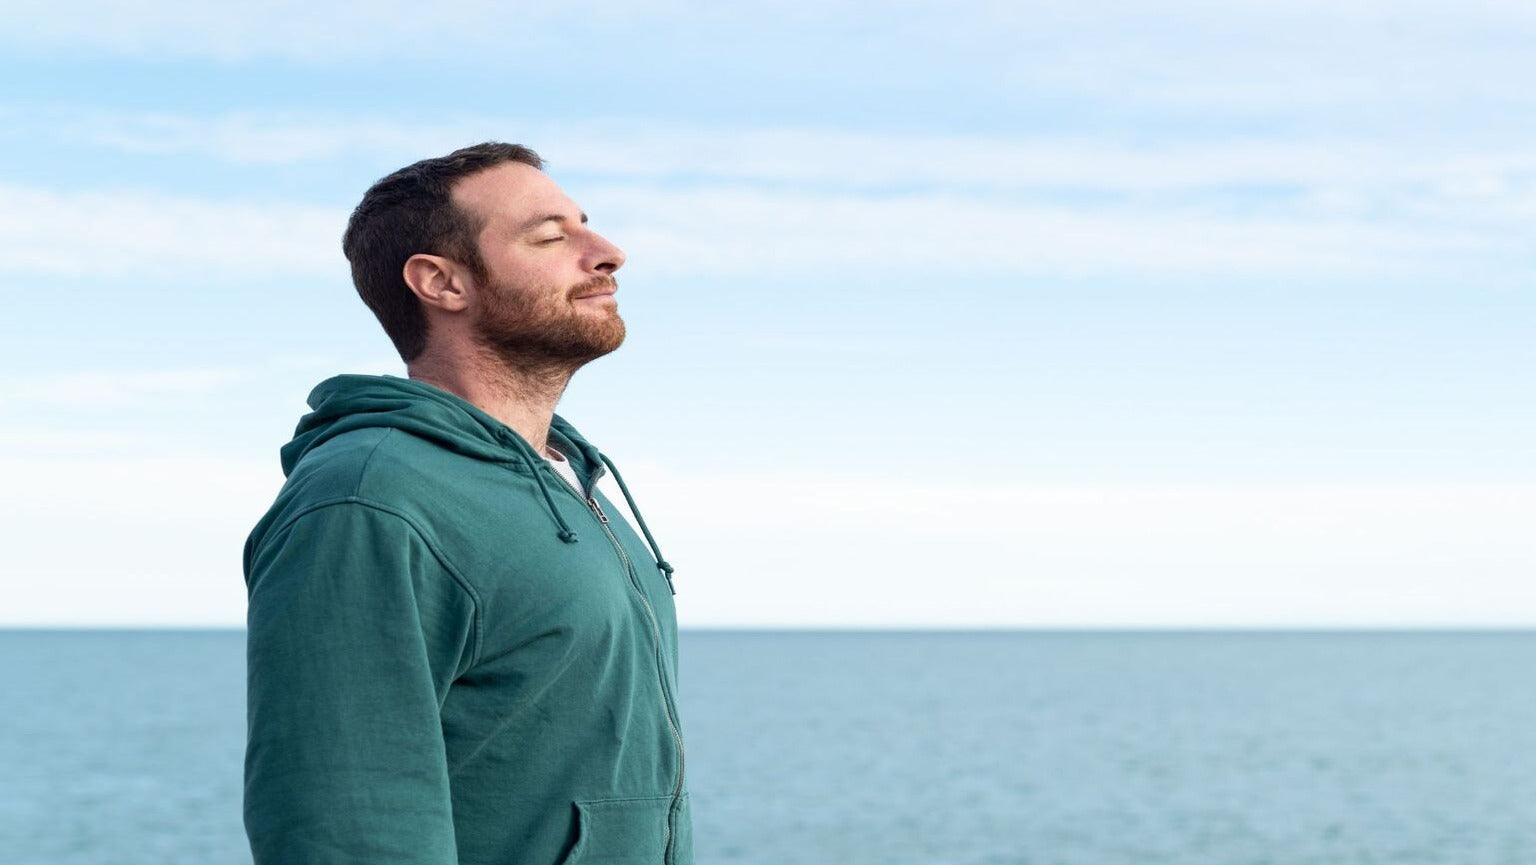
[285,375,507,475]
[283,374,608,475]
[281,374,605,546]
[278,374,674,583]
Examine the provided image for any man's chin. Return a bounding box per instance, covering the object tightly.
[587,324,627,359]
[473,304,626,367]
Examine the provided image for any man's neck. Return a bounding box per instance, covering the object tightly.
[408,348,575,455]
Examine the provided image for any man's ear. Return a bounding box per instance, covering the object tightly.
[403,254,471,313]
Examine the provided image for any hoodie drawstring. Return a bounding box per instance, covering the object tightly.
[531,465,581,544]
[599,454,677,595]
[496,430,580,544]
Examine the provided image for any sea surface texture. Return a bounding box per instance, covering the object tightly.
[2,629,1533,865]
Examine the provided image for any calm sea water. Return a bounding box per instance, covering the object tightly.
[2,630,1534,865]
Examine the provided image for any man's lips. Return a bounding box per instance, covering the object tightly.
[570,277,617,300]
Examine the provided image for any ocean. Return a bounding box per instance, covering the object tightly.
[2,629,1533,864]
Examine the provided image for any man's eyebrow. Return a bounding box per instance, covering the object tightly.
[517,212,590,233]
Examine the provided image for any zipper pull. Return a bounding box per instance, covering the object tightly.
[587,497,610,525]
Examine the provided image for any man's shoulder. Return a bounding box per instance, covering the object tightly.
[284,426,396,496]
[285,424,490,504]
[248,427,471,560]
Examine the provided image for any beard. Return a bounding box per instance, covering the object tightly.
[471,273,627,370]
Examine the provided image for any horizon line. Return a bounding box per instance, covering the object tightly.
[4,624,1535,634]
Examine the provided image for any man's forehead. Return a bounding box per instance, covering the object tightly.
[451,162,577,222]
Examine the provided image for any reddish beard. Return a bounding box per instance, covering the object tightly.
[472,273,626,368]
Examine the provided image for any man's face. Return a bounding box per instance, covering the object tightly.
[450,162,628,367]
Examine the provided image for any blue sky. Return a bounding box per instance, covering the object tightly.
[2,1,1533,626]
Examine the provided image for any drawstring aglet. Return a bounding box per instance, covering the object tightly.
[657,560,676,595]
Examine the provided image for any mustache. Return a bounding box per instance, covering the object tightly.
[568,275,617,298]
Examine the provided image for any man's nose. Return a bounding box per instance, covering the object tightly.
[589,232,626,274]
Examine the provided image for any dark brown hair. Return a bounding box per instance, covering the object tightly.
[342,142,544,361]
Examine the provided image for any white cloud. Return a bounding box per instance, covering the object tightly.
[0,367,251,408]
[0,454,280,626]
[26,107,1536,205]
[7,0,1536,69]
[593,183,1479,277]
[0,184,345,278]
[2,0,864,63]
[620,468,1536,628]
[0,177,1487,283]
[8,108,1531,280]
[3,0,459,62]
[6,449,1530,627]
[7,0,1536,142]
[78,111,414,165]
[2,103,1529,280]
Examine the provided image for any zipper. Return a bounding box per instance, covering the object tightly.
[547,463,687,863]
[589,495,676,595]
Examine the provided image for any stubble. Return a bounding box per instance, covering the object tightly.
[472,273,627,373]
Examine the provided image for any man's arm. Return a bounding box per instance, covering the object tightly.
[244,502,478,865]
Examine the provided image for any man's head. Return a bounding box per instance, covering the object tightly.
[342,142,626,367]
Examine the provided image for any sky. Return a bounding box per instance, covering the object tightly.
[1,0,1532,627]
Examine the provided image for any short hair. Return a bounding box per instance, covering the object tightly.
[342,142,545,361]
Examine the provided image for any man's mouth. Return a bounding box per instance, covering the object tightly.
[570,280,617,300]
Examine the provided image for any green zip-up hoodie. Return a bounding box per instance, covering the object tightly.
[243,374,690,865]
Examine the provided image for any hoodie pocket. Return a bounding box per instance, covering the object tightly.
[560,796,673,865]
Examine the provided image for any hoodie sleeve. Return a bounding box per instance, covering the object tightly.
[243,501,478,865]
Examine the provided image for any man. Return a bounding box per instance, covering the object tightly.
[243,143,690,865]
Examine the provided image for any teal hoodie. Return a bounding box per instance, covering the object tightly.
[243,374,690,865]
